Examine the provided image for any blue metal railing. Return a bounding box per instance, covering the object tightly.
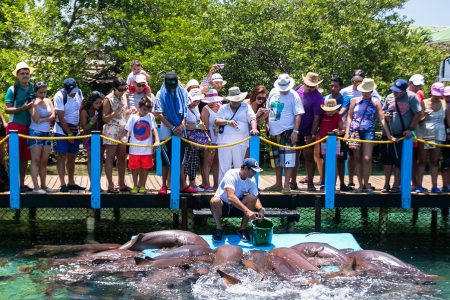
[6,131,416,210]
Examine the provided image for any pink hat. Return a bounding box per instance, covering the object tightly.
[430,82,444,97]
[444,86,450,96]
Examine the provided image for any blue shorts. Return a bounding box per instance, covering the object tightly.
[27,129,51,148]
[54,133,80,154]
[358,129,375,141]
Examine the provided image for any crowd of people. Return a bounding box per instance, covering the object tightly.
[2,61,450,195]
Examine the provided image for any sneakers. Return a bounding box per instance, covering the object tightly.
[414,186,428,193]
[139,187,146,193]
[131,187,139,194]
[32,189,47,194]
[20,185,33,193]
[158,186,168,195]
[442,186,450,193]
[431,187,441,193]
[60,185,69,193]
[340,184,353,192]
[237,228,251,243]
[194,186,204,192]
[212,229,223,242]
[68,184,86,191]
[182,186,197,193]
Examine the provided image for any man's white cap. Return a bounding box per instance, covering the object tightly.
[409,74,425,86]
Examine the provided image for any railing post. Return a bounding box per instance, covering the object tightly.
[8,131,20,209]
[400,137,413,208]
[170,135,181,210]
[324,134,336,209]
[249,135,261,186]
[90,131,101,209]
[156,127,162,176]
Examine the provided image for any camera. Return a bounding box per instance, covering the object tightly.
[218,125,224,134]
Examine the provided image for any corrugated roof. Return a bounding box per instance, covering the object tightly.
[418,26,450,44]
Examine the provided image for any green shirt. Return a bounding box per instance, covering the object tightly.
[4,83,34,125]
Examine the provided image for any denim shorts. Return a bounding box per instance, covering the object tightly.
[27,129,51,148]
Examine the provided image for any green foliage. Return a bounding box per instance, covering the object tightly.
[0,0,447,100]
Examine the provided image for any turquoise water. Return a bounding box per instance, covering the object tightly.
[0,232,448,299]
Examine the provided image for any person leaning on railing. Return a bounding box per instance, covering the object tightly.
[415,82,447,193]
[80,91,105,191]
[53,78,85,193]
[4,62,35,193]
[27,81,55,194]
[345,78,393,194]
[381,79,421,194]
[102,78,130,194]
[214,87,258,183]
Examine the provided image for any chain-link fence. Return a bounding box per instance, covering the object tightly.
[0,207,447,243]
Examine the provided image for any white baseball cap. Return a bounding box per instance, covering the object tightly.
[409,74,425,86]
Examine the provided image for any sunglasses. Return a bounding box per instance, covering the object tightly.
[116,86,127,92]
[136,83,146,87]
[36,81,47,88]
[256,96,267,101]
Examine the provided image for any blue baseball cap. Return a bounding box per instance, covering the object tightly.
[63,78,79,94]
[242,158,263,172]
[390,79,408,93]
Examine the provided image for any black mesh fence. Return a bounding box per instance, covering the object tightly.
[0,207,447,243]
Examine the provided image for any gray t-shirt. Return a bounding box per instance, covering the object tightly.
[383,91,421,135]
[214,168,258,204]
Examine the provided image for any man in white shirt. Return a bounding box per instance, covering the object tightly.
[210,158,265,242]
[265,74,304,193]
[53,78,84,192]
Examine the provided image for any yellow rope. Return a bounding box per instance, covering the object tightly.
[337,136,405,144]
[0,135,9,145]
[414,137,450,148]
[18,134,91,140]
[100,135,171,148]
[181,137,251,149]
[260,136,328,150]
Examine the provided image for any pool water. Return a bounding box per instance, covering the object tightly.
[0,233,448,299]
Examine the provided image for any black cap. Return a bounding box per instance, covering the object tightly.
[63,78,77,93]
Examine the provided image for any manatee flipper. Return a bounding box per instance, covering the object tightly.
[217,269,241,285]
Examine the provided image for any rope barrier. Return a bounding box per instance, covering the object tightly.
[18,134,91,140]
[414,137,450,148]
[260,136,328,150]
[337,136,405,144]
[100,135,171,148]
[0,135,9,145]
[181,137,251,149]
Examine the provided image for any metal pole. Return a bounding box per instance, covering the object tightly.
[400,137,413,208]
[170,135,181,210]
[249,135,261,186]
[90,131,101,209]
[324,134,336,208]
[8,130,20,209]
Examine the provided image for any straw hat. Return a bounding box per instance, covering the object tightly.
[302,72,323,86]
[357,78,377,93]
[274,74,295,91]
[202,89,223,103]
[12,61,35,77]
[320,98,341,112]
[225,86,248,102]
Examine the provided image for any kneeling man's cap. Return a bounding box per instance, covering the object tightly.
[242,158,263,172]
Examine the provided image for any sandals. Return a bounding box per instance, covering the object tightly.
[307,185,317,192]
[381,184,390,193]
[107,188,119,194]
[264,185,282,192]
[119,186,132,192]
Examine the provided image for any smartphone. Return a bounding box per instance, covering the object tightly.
[217,64,225,69]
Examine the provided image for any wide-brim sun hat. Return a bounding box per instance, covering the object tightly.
[203,89,223,103]
[12,61,35,77]
[274,74,295,91]
[211,73,227,86]
[186,79,200,91]
[357,78,377,93]
[302,72,323,87]
[225,86,248,102]
[320,98,342,112]
[188,88,205,102]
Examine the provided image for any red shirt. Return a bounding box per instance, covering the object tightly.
[416,90,425,101]
[319,113,341,138]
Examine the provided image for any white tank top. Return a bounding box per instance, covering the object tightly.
[205,106,218,144]
[29,101,52,132]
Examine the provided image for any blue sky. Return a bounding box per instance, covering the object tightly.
[398,0,450,27]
